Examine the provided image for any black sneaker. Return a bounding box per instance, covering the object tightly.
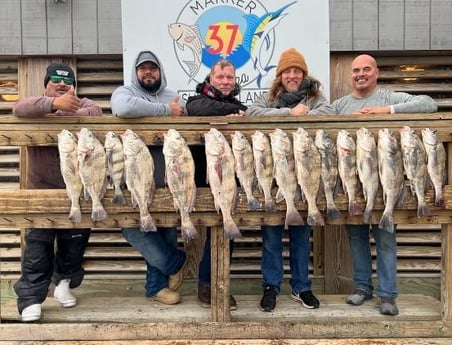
[259,285,277,312]
[291,290,320,309]
[197,283,211,308]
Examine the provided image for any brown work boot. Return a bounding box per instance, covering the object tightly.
[148,288,181,305]
[169,254,189,291]
[197,283,211,308]
[197,283,237,310]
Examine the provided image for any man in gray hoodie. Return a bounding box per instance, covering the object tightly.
[110,50,188,305]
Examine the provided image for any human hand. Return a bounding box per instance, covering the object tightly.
[226,110,245,117]
[290,103,309,116]
[169,95,184,116]
[353,106,391,114]
[52,88,81,113]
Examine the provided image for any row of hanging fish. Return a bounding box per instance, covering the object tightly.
[57,126,446,240]
[336,126,446,233]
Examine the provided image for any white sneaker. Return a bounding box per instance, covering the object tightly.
[54,279,77,308]
[21,304,41,322]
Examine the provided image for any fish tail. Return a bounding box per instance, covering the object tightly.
[264,199,276,213]
[91,204,108,222]
[112,188,125,205]
[140,215,157,232]
[363,208,373,224]
[418,203,432,217]
[326,205,341,219]
[285,208,304,228]
[248,197,261,211]
[435,195,445,209]
[348,201,363,216]
[307,211,325,226]
[224,219,242,240]
[68,207,82,223]
[181,220,199,241]
[378,212,394,233]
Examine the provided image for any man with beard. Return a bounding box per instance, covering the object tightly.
[110,50,188,305]
[13,62,102,322]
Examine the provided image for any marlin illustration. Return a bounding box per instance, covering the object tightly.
[168,22,203,82]
[242,1,298,87]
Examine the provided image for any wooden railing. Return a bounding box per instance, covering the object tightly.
[0,113,452,324]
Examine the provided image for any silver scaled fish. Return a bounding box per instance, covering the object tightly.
[356,127,379,223]
[122,129,156,232]
[251,130,275,213]
[377,128,405,233]
[163,129,199,241]
[314,129,341,219]
[270,128,304,228]
[58,129,83,223]
[204,128,242,239]
[422,128,446,209]
[400,126,431,217]
[77,127,108,222]
[104,131,125,205]
[231,131,260,211]
[293,128,324,226]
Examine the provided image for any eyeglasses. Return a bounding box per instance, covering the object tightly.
[49,75,74,85]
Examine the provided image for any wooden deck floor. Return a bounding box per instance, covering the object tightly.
[1,280,450,343]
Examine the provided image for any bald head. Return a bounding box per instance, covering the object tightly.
[350,54,379,98]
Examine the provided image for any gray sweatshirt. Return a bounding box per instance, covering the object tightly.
[110,50,185,117]
[332,88,438,114]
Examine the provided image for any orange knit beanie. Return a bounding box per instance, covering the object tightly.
[276,48,308,76]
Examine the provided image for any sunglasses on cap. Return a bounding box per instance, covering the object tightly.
[50,75,74,85]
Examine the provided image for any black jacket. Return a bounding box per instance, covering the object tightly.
[186,81,247,116]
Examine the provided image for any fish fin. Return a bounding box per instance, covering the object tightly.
[68,208,82,223]
[140,215,157,232]
[327,207,341,219]
[181,221,199,241]
[285,209,304,227]
[307,212,325,226]
[378,212,394,233]
[248,197,261,211]
[348,201,363,216]
[224,219,242,240]
[418,203,432,217]
[264,199,276,213]
[275,188,284,203]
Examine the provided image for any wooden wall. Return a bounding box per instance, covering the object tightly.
[1,0,452,56]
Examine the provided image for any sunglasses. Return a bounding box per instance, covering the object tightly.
[50,75,74,85]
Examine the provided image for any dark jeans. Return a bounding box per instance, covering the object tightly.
[14,228,91,313]
[198,227,234,285]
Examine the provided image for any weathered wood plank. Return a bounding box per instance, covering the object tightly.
[405,0,431,50]
[328,0,353,51]
[72,0,98,54]
[21,0,47,55]
[0,294,447,341]
[353,0,378,50]
[0,0,22,55]
[379,0,404,50]
[47,0,72,54]
[431,0,452,50]
[97,0,122,54]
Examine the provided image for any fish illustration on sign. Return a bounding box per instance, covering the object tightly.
[168,22,203,82]
[242,1,297,87]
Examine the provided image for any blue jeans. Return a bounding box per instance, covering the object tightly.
[261,225,312,295]
[346,224,398,298]
[122,227,186,297]
[198,227,234,285]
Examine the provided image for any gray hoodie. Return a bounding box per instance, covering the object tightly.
[111,50,185,117]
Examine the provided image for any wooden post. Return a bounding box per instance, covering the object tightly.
[210,225,230,322]
[441,142,452,321]
[323,225,354,294]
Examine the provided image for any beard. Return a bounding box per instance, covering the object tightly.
[139,78,161,93]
